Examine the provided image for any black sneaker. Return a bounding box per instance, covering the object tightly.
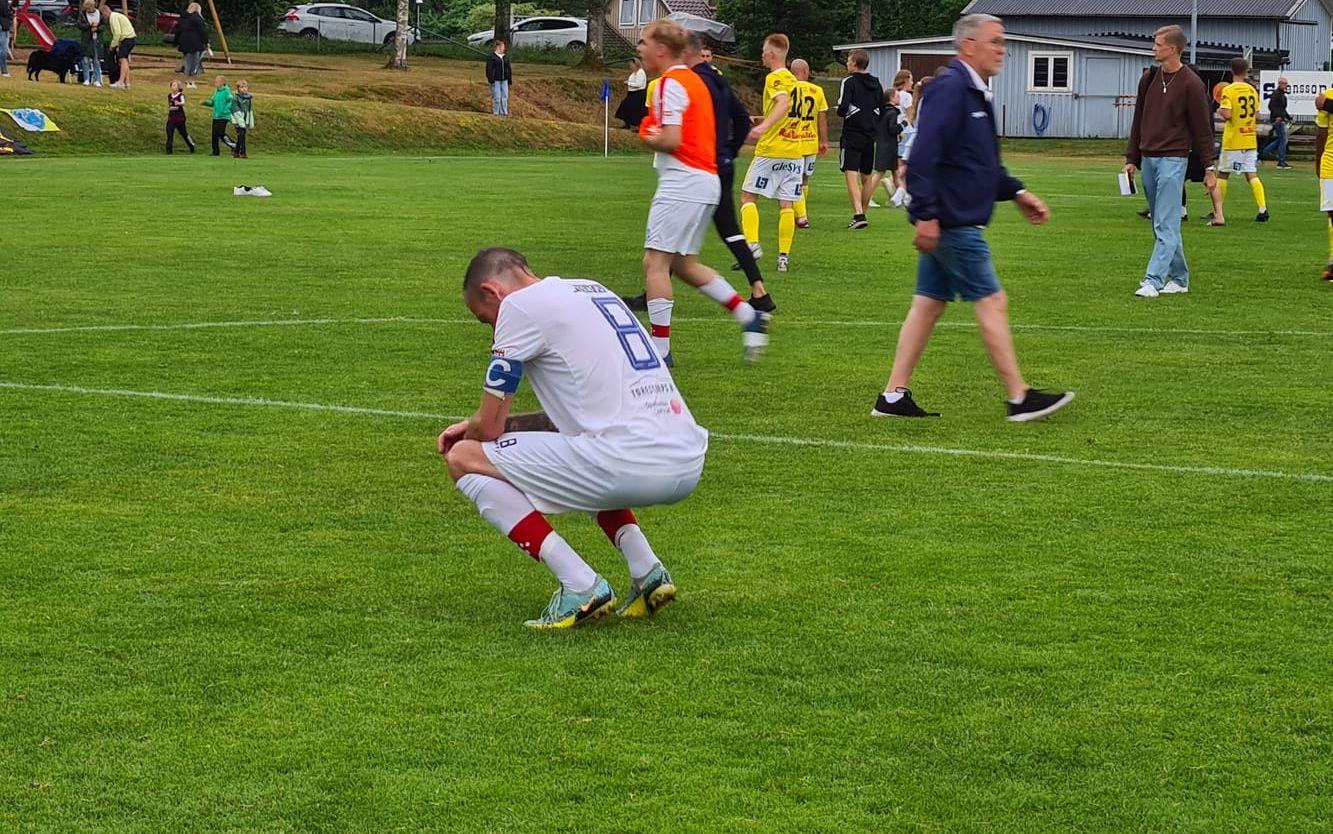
[848,215,869,230]
[1277,163,1294,170]
[870,388,939,418]
[1321,266,1333,283]
[1136,209,1151,219]
[622,293,648,312]
[1006,389,1075,422]
[749,293,777,314]
[1256,210,1270,223]
[1203,212,1215,221]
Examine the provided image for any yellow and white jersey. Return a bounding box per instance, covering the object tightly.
[754,67,804,159]
[1218,81,1259,151]
[794,80,828,157]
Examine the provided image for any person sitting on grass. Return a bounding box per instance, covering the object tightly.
[231,79,254,159]
[202,75,235,156]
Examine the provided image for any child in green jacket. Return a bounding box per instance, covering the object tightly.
[202,75,234,156]
[230,79,254,159]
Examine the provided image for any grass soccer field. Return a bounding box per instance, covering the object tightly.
[3,152,1331,831]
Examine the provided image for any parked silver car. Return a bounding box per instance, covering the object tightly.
[278,4,418,46]
[467,16,587,50]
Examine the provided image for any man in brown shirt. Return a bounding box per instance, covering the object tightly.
[1124,25,1217,298]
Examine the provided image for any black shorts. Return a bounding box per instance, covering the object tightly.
[839,138,874,175]
[117,38,136,60]
[874,140,898,173]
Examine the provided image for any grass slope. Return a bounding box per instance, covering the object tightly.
[0,50,641,155]
[1,152,1330,832]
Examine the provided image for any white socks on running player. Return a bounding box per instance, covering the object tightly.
[456,473,598,593]
[699,276,756,325]
[647,297,674,358]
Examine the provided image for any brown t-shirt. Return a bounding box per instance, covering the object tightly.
[1125,65,1215,168]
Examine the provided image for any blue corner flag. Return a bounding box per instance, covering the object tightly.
[600,80,612,103]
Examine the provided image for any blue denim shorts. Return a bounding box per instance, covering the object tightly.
[915,225,1003,302]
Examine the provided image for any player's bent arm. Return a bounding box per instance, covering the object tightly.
[504,411,557,433]
[1217,107,1232,121]
[748,93,791,139]
[466,392,512,442]
[642,123,682,153]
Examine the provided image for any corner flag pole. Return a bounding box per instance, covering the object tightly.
[600,79,611,158]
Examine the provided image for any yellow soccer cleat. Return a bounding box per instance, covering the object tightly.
[617,565,677,619]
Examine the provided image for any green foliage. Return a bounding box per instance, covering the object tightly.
[718,0,967,64]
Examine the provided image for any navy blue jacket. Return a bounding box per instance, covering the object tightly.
[693,61,750,168]
[908,58,1024,228]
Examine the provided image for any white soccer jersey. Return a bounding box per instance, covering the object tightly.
[488,277,708,462]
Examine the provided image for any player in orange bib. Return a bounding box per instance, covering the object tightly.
[636,19,770,366]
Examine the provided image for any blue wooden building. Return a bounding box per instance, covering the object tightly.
[835,0,1333,138]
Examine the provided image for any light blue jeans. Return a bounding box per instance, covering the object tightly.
[0,29,10,75]
[490,80,509,116]
[1141,155,1188,289]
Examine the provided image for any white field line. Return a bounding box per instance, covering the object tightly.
[2,381,1329,485]
[2,316,1329,340]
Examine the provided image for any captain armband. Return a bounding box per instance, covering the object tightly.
[483,355,524,398]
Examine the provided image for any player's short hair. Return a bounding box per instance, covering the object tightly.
[764,33,789,55]
[893,69,912,88]
[1230,56,1249,77]
[464,247,530,292]
[684,30,704,55]
[643,19,687,56]
[848,49,869,70]
[953,14,1001,49]
[1155,25,1187,54]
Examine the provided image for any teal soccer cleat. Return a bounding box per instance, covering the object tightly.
[617,564,677,619]
[523,577,617,630]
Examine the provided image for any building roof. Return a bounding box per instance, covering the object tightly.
[665,0,715,18]
[961,0,1311,20]
[834,31,1152,57]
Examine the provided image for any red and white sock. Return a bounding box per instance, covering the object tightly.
[457,474,597,592]
[699,276,756,326]
[647,297,674,358]
[595,509,661,580]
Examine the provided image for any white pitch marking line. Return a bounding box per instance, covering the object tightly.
[2,317,1330,339]
[2,381,1329,485]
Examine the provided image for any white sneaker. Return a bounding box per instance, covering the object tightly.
[1134,280,1160,298]
[234,186,272,197]
[94,80,103,87]
[868,199,882,208]
[82,80,90,86]
[1160,281,1188,294]
[109,81,125,89]
[891,188,907,208]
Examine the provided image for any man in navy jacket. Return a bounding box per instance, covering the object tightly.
[871,14,1073,422]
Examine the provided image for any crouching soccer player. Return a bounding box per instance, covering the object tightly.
[440,248,708,628]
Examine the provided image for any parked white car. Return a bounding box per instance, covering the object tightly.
[278,4,418,46]
[467,16,587,50]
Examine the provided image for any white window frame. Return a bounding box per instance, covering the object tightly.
[1029,52,1073,93]
[618,0,634,27]
[637,0,655,25]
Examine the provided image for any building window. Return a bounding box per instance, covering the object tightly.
[619,0,634,26]
[1030,53,1073,92]
[638,0,655,25]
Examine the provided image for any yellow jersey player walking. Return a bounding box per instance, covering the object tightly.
[1313,84,1333,280]
[740,33,803,273]
[1216,57,1269,222]
[790,58,828,229]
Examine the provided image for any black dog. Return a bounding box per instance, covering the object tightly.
[27,43,82,83]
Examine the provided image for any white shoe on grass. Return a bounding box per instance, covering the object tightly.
[1160,281,1188,294]
[1134,280,1159,298]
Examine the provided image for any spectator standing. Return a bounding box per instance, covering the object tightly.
[0,0,13,78]
[835,48,883,228]
[102,3,135,89]
[231,79,253,158]
[75,1,103,86]
[871,14,1072,422]
[487,40,511,116]
[1124,25,1216,298]
[1260,76,1292,169]
[615,58,647,129]
[175,3,210,89]
[202,75,234,156]
[165,80,195,153]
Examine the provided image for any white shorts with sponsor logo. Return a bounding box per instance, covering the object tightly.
[742,155,805,201]
[803,154,817,177]
[1319,179,1333,212]
[644,197,714,256]
[1220,149,1258,175]
[483,431,705,515]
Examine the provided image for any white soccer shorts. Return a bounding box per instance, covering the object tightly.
[644,197,714,255]
[742,155,805,202]
[1320,179,1333,212]
[1220,149,1258,174]
[803,154,817,178]
[483,431,704,515]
